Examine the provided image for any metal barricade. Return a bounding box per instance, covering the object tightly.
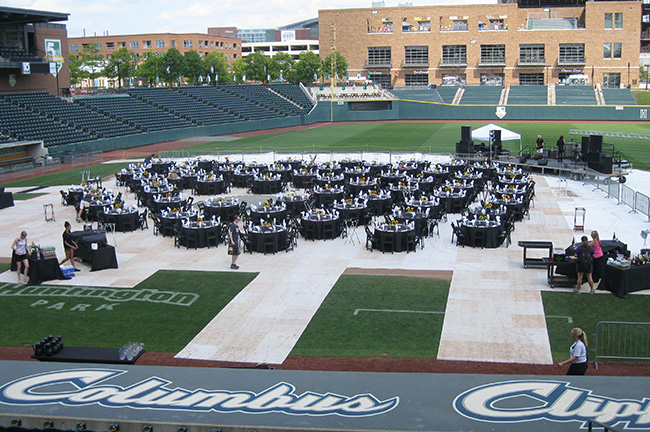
[594,321,650,369]
[636,192,650,221]
[606,178,620,201]
[620,184,636,212]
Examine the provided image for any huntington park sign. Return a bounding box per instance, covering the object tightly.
[0,362,649,431]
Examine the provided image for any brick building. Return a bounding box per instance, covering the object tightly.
[68,32,242,62]
[319,1,641,88]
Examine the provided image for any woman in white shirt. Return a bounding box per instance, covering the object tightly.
[557,327,588,375]
[11,231,30,284]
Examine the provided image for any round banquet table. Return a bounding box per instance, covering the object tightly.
[292,173,316,189]
[313,189,345,207]
[103,208,139,232]
[367,194,392,215]
[248,225,287,254]
[277,195,307,217]
[346,180,378,195]
[181,174,198,190]
[180,221,220,248]
[393,210,429,237]
[161,211,198,237]
[459,221,503,248]
[374,223,415,253]
[251,178,283,194]
[203,200,238,222]
[85,200,112,222]
[315,175,345,188]
[380,173,406,187]
[421,170,450,186]
[388,184,419,203]
[196,179,226,195]
[332,202,369,223]
[301,214,341,240]
[250,205,287,225]
[232,172,254,188]
[433,190,468,213]
[152,196,187,213]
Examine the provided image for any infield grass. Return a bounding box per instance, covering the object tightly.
[291,274,450,358]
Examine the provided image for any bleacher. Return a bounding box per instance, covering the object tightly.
[128,87,239,125]
[0,98,90,147]
[459,86,502,105]
[76,95,195,132]
[222,84,301,116]
[269,83,315,112]
[507,85,548,105]
[0,92,138,139]
[177,86,280,121]
[392,88,444,103]
[555,85,598,105]
[0,47,44,63]
[602,88,636,105]
[436,86,459,104]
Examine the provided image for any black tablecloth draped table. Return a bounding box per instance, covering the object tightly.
[313,190,345,207]
[152,197,187,213]
[250,208,287,225]
[251,179,283,194]
[69,230,118,271]
[249,228,287,253]
[278,197,307,217]
[367,195,392,215]
[203,202,238,222]
[599,264,650,298]
[301,216,341,240]
[103,210,139,232]
[196,179,226,195]
[24,257,66,285]
[0,191,14,209]
[460,223,502,248]
[180,223,220,248]
[292,173,316,189]
[374,226,415,253]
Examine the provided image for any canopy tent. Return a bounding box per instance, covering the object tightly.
[471,123,522,152]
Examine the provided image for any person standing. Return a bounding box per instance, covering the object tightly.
[228,215,241,269]
[11,231,30,284]
[574,235,595,294]
[589,230,604,284]
[556,328,589,375]
[535,135,544,158]
[59,221,80,271]
[556,135,565,162]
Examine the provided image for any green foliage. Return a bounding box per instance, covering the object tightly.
[293,51,321,84]
[81,42,105,80]
[542,291,650,361]
[322,51,348,80]
[270,52,294,81]
[291,275,449,358]
[135,53,164,86]
[183,50,206,84]
[0,270,257,351]
[162,48,184,85]
[241,51,272,82]
[68,54,84,85]
[103,48,134,88]
[204,51,230,83]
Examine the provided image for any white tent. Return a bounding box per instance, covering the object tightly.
[471,123,522,151]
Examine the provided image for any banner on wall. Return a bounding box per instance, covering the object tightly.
[44,39,63,76]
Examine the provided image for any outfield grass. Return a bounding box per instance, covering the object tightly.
[2,162,132,188]
[291,275,449,358]
[180,122,650,171]
[0,270,257,351]
[542,291,650,361]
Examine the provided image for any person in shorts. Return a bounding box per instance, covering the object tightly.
[228,215,241,269]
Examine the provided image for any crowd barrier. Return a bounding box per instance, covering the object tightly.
[594,321,650,369]
[583,172,650,221]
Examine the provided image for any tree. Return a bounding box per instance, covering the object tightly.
[322,51,348,81]
[103,48,134,88]
[203,51,230,83]
[183,50,205,85]
[293,51,322,85]
[270,52,294,81]
[240,51,272,82]
[80,43,105,81]
[162,48,184,86]
[136,52,164,86]
[230,57,247,82]
[68,54,85,86]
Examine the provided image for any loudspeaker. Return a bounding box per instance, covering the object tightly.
[490,129,501,146]
[599,155,613,175]
[538,159,548,166]
[581,136,590,161]
[461,126,471,142]
[589,135,603,154]
[588,160,602,171]
[519,153,530,163]
[456,141,474,153]
[587,152,600,163]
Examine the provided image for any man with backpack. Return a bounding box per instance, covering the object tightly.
[573,235,595,294]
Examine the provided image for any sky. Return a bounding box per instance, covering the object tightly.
[6,0,495,38]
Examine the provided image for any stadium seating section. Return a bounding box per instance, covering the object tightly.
[459,86,502,105]
[436,86,459,104]
[602,88,636,105]
[555,85,598,105]
[392,88,444,103]
[507,85,548,105]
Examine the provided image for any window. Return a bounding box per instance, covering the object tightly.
[379,20,393,32]
[604,42,622,58]
[129,41,139,49]
[413,20,430,31]
[70,44,78,52]
[404,46,428,66]
[106,42,115,51]
[605,12,623,29]
[559,43,585,64]
[480,73,504,86]
[95,43,102,50]
[441,45,467,65]
[480,44,505,65]
[184,40,193,48]
[603,72,621,88]
[156,40,165,48]
[370,73,392,88]
[143,40,152,49]
[233,43,237,49]
[367,46,392,67]
[453,20,468,31]
[405,74,429,86]
[118,42,126,48]
[488,19,504,30]
[519,73,544,85]
[210,41,214,48]
[519,44,545,65]
[171,40,176,48]
[199,40,203,48]
[442,74,466,86]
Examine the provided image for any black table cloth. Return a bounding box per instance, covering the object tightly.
[24,257,66,285]
[69,230,117,271]
[301,215,341,240]
[203,202,238,222]
[161,211,198,236]
[374,225,415,253]
[600,264,650,298]
[0,191,14,209]
[103,210,139,232]
[292,173,316,189]
[367,195,392,215]
[152,197,187,213]
[313,190,345,207]
[249,227,287,253]
[87,245,119,271]
[277,196,307,217]
[181,222,220,248]
[460,222,502,248]
[251,178,283,194]
[250,207,287,225]
[333,203,369,223]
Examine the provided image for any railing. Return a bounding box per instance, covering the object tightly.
[594,321,650,369]
[588,419,624,432]
[0,151,103,184]
[581,171,650,221]
[71,151,104,168]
